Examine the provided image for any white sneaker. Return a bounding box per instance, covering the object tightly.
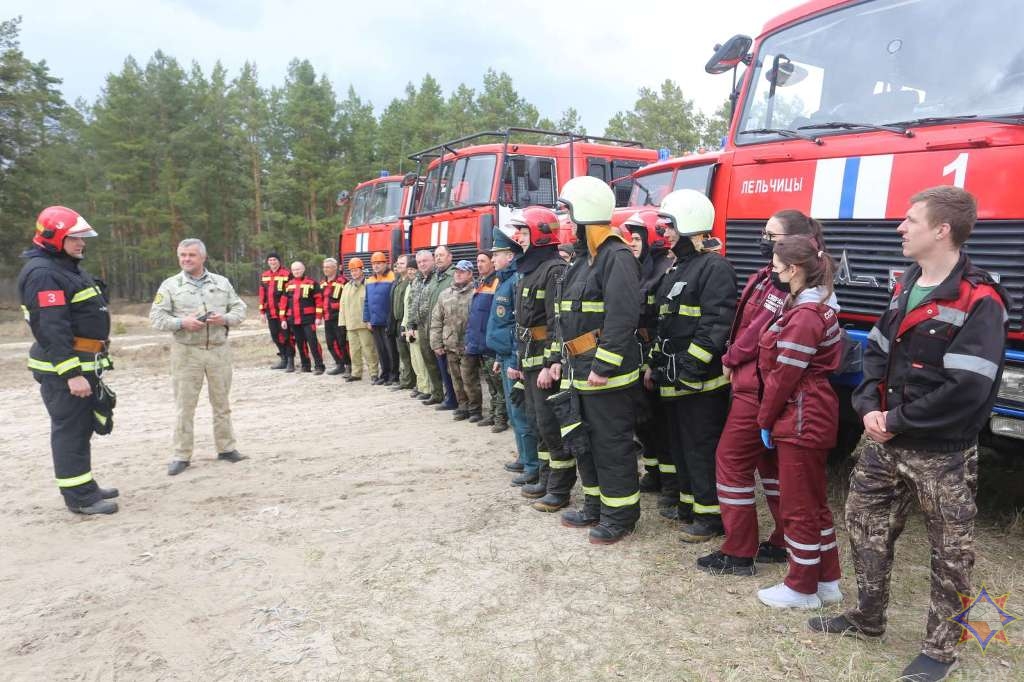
[817,580,843,605]
[757,582,822,609]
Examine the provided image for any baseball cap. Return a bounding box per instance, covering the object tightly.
[455,260,474,271]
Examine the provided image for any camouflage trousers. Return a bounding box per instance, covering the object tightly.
[843,439,978,664]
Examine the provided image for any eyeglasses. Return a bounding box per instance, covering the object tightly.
[762,230,788,241]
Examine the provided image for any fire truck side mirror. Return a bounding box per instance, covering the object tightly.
[336,190,350,206]
[401,172,417,187]
[706,34,752,75]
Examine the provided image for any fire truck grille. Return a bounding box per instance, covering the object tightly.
[725,220,1023,333]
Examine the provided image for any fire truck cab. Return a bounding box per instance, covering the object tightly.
[629,0,1024,450]
[337,172,418,274]
[406,128,658,265]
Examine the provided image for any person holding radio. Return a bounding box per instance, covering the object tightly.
[150,238,247,476]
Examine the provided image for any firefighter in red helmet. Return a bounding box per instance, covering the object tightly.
[18,206,119,515]
[509,206,573,511]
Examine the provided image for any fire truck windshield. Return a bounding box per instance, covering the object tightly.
[628,170,673,206]
[419,154,497,212]
[736,0,1024,144]
[346,181,405,228]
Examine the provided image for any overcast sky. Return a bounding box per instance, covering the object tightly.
[9,0,795,132]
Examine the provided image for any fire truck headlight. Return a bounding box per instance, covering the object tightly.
[997,365,1024,405]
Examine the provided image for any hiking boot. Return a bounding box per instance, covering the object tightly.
[504,460,525,473]
[270,357,287,370]
[816,580,844,605]
[511,470,538,486]
[327,364,345,375]
[807,614,882,640]
[589,523,633,545]
[532,493,570,513]
[678,516,724,543]
[757,582,821,609]
[900,654,959,681]
[423,396,441,406]
[452,409,470,421]
[467,411,483,423]
[561,508,600,528]
[217,450,247,463]
[491,421,509,433]
[476,416,494,427]
[756,540,788,564]
[436,402,457,411]
[167,460,190,476]
[67,499,119,515]
[696,550,756,576]
[638,471,661,493]
[345,375,362,382]
[389,383,407,391]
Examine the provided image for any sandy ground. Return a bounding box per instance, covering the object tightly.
[0,308,1022,681]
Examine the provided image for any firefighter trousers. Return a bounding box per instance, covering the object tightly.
[717,392,783,558]
[396,331,414,388]
[523,368,572,494]
[323,318,350,367]
[348,328,378,379]
[416,330,444,400]
[843,440,978,664]
[635,388,676,496]
[501,357,538,473]
[170,343,236,462]
[577,386,641,529]
[776,442,840,594]
[292,323,324,370]
[267,316,292,358]
[665,387,730,522]
[37,372,102,507]
[371,326,396,381]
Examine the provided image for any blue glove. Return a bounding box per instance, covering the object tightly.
[760,428,774,449]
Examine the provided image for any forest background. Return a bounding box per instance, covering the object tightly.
[0,16,728,298]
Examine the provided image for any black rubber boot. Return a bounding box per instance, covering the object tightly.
[67,499,119,515]
[270,356,287,370]
[589,523,633,545]
[638,470,661,493]
[678,516,724,543]
[327,364,345,375]
[532,493,570,513]
[520,468,549,499]
[284,356,295,373]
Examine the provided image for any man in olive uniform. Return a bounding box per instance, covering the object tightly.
[150,238,247,476]
[557,176,644,545]
[19,206,119,515]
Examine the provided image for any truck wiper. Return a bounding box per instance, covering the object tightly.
[797,121,913,137]
[736,128,823,144]
[892,114,1024,128]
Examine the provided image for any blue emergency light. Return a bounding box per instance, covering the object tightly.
[658,147,670,161]
[380,170,390,177]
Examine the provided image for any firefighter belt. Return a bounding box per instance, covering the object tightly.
[564,330,600,356]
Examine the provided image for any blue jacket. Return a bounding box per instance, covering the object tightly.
[363,270,395,326]
[466,272,499,356]
[486,263,520,365]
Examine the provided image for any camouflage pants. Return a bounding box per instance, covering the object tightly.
[843,439,978,664]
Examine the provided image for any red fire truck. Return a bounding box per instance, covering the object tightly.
[337,172,418,273]
[406,128,658,264]
[625,0,1024,449]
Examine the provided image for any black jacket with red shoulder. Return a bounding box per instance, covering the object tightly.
[852,253,1008,452]
[259,267,291,319]
[320,275,346,322]
[280,276,323,325]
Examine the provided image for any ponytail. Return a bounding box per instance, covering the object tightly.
[774,235,836,302]
[771,209,827,252]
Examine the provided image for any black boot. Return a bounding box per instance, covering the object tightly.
[532,493,570,513]
[589,523,633,545]
[561,506,600,528]
[638,470,661,493]
[467,410,483,423]
[284,356,296,373]
[270,356,287,370]
[679,515,724,543]
[510,470,538,486]
[327,364,345,375]
[520,468,549,499]
[696,550,756,576]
